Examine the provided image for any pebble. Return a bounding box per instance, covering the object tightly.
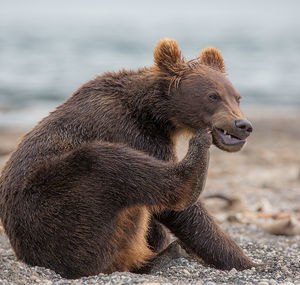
[258,281,269,285]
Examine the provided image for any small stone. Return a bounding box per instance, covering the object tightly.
[205,282,216,285]
[258,281,269,285]
[182,269,190,275]
[42,281,53,285]
[229,268,238,274]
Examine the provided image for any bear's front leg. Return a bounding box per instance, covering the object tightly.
[156,201,257,270]
[185,149,210,208]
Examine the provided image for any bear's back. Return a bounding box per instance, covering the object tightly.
[0,70,175,214]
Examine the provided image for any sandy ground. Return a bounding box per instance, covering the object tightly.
[0,109,299,284]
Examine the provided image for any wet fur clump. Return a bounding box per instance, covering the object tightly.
[0,38,256,279]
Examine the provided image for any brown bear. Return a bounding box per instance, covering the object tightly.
[0,38,255,279]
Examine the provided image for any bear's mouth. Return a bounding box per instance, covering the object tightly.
[212,127,246,152]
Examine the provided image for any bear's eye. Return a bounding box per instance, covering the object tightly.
[208,93,220,102]
[236,97,241,104]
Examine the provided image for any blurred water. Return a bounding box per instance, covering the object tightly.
[0,0,299,127]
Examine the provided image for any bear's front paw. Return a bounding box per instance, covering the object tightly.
[189,128,212,149]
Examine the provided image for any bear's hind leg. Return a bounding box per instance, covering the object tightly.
[9,130,210,278]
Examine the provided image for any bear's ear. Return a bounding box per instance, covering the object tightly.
[153,38,185,75]
[199,47,226,73]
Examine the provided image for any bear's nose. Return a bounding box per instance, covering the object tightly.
[234,119,253,136]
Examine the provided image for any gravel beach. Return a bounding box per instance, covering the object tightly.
[0,109,299,284]
[0,223,299,285]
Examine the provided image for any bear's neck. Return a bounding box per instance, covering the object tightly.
[114,68,176,159]
[116,67,172,121]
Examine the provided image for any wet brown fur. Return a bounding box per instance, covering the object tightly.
[0,38,256,279]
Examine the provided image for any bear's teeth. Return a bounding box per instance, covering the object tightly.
[224,130,227,135]
[229,135,232,139]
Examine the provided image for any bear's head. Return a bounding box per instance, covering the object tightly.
[154,38,253,152]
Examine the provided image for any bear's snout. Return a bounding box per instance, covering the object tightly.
[233,119,253,138]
